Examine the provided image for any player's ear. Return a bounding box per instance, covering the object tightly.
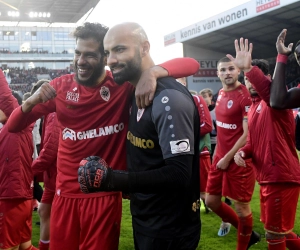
[141,41,150,57]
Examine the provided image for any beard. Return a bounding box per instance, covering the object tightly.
[74,57,105,87]
[111,53,142,86]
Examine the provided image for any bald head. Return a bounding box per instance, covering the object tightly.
[106,22,148,45]
[104,22,154,86]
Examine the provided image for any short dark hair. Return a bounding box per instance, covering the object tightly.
[217,57,231,68]
[251,59,269,75]
[30,79,50,96]
[11,91,22,105]
[72,22,109,55]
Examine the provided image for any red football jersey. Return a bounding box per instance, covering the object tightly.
[215,84,251,158]
[7,71,134,198]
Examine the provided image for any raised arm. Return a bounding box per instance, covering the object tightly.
[270,29,300,109]
[135,57,199,108]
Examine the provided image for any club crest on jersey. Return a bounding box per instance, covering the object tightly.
[256,103,262,113]
[161,96,169,104]
[100,86,110,102]
[137,108,145,122]
[227,100,233,109]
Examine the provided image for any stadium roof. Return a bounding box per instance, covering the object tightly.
[0,0,101,24]
[164,0,300,59]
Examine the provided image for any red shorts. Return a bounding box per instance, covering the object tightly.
[0,199,32,249]
[50,192,122,250]
[260,184,300,234]
[41,187,55,205]
[206,156,255,203]
[200,154,211,193]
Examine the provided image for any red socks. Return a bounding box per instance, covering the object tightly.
[237,214,253,250]
[38,241,50,250]
[23,245,39,250]
[268,239,286,250]
[213,202,239,228]
[285,232,300,249]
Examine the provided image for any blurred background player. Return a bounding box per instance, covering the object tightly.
[177,78,213,214]
[0,69,38,250]
[230,38,300,250]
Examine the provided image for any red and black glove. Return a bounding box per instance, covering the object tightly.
[78,156,113,193]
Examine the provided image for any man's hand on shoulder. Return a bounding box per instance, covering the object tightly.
[135,65,168,109]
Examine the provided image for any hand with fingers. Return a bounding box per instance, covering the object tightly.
[135,67,156,109]
[216,157,230,170]
[22,82,57,113]
[234,151,246,167]
[28,82,56,106]
[276,29,293,56]
[226,37,253,73]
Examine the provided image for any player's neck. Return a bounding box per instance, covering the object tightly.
[95,71,107,86]
[222,81,241,92]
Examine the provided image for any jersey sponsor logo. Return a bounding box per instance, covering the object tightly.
[62,128,77,140]
[170,139,190,154]
[256,103,262,113]
[137,108,145,122]
[62,123,125,141]
[161,96,169,104]
[216,120,237,129]
[227,100,233,109]
[245,106,250,112]
[127,131,155,149]
[66,91,79,102]
[100,86,110,102]
[217,94,222,101]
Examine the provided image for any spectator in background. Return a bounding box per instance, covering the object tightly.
[0,69,38,250]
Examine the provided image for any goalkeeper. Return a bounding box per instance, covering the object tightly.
[78,22,201,250]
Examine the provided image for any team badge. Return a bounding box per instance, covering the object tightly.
[161,96,169,104]
[256,103,262,113]
[137,108,145,122]
[100,86,110,102]
[227,100,233,109]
